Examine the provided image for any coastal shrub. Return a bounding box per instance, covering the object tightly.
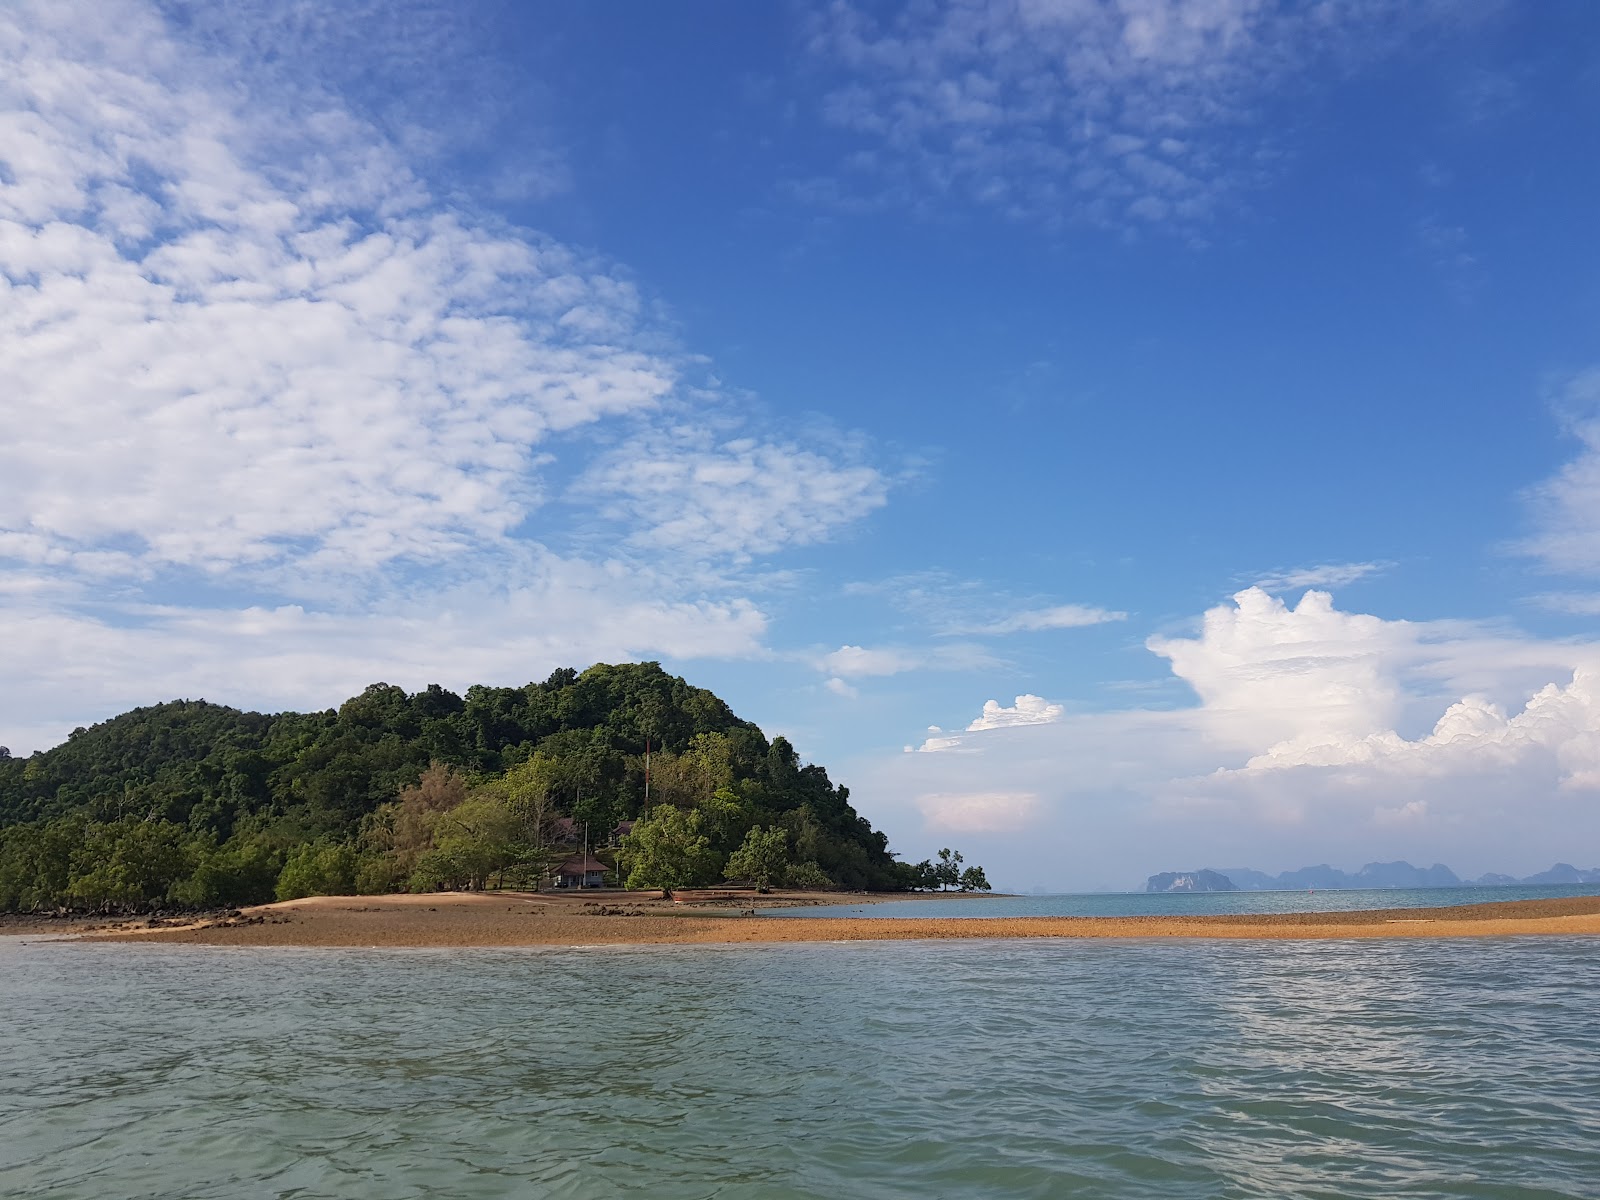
[275,840,358,901]
[66,819,192,910]
[784,860,833,890]
[354,853,405,895]
[168,836,281,908]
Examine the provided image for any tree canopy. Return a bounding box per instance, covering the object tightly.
[0,663,975,911]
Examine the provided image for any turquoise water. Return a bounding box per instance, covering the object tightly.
[774,882,1600,919]
[3,936,1599,1198]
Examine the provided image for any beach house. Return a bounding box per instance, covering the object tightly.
[552,853,610,889]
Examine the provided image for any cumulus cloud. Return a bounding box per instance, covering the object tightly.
[964,695,1064,732]
[1148,587,1411,752]
[821,644,921,678]
[1228,672,1600,791]
[802,0,1481,230]
[853,587,1600,887]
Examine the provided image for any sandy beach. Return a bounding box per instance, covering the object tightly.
[48,889,1600,947]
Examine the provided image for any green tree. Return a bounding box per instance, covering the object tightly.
[784,860,833,891]
[425,794,527,891]
[361,761,469,887]
[724,825,788,889]
[169,834,281,907]
[275,840,358,901]
[618,805,719,891]
[67,819,193,909]
[935,847,965,891]
[490,752,567,850]
[958,864,991,892]
[697,786,752,854]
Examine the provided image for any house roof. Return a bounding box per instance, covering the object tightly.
[555,853,610,875]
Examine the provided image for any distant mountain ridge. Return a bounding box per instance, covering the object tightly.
[1144,869,1238,893]
[1145,861,1600,892]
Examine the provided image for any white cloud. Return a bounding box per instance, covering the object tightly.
[819,641,998,680]
[1534,592,1600,616]
[1253,561,1391,592]
[916,791,1041,834]
[803,0,1482,230]
[1227,672,1600,792]
[965,695,1064,732]
[1148,587,1411,752]
[577,428,887,561]
[0,549,769,754]
[1522,368,1600,576]
[969,604,1127,634]
[821,644,921,678]
[0,1,890,751]
[851,587,1600,887]
[0,1,671,582]
[844,572,1125,638]
[824,676,859,699]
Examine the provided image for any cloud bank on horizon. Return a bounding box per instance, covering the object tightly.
[880,587,1600,885]
[4,0,1599,888]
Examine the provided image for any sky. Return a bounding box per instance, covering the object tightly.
[3,0,1600,890]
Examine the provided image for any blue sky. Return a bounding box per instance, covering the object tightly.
[4,0,1600,888]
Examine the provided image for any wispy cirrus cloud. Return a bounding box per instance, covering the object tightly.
[1251,561,1392,592]
[964,604,1126,634]
[800,0,1489,231]
[819,641,997,679]
[1521,367,1600,578]
[576,427,888,562]
[844,571,1125,637]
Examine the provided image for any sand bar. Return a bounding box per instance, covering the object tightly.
[53,890,1600,947]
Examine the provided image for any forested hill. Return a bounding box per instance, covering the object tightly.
[0,663,921,911]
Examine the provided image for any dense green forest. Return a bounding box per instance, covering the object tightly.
[0,663,987,912]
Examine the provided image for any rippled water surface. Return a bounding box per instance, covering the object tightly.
[4,936,1599,1198]
[773,882,1600,919]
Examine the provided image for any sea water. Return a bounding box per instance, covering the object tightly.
[772,882,1600,919]
[3,935,1598,1198]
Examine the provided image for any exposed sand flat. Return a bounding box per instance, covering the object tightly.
[72,892,1600,948]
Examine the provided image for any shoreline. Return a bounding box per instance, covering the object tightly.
[43,890,1600,948]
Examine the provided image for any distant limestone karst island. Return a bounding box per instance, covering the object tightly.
[1146,861,1600,893]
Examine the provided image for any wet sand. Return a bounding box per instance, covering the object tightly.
[70,890,1600,947]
